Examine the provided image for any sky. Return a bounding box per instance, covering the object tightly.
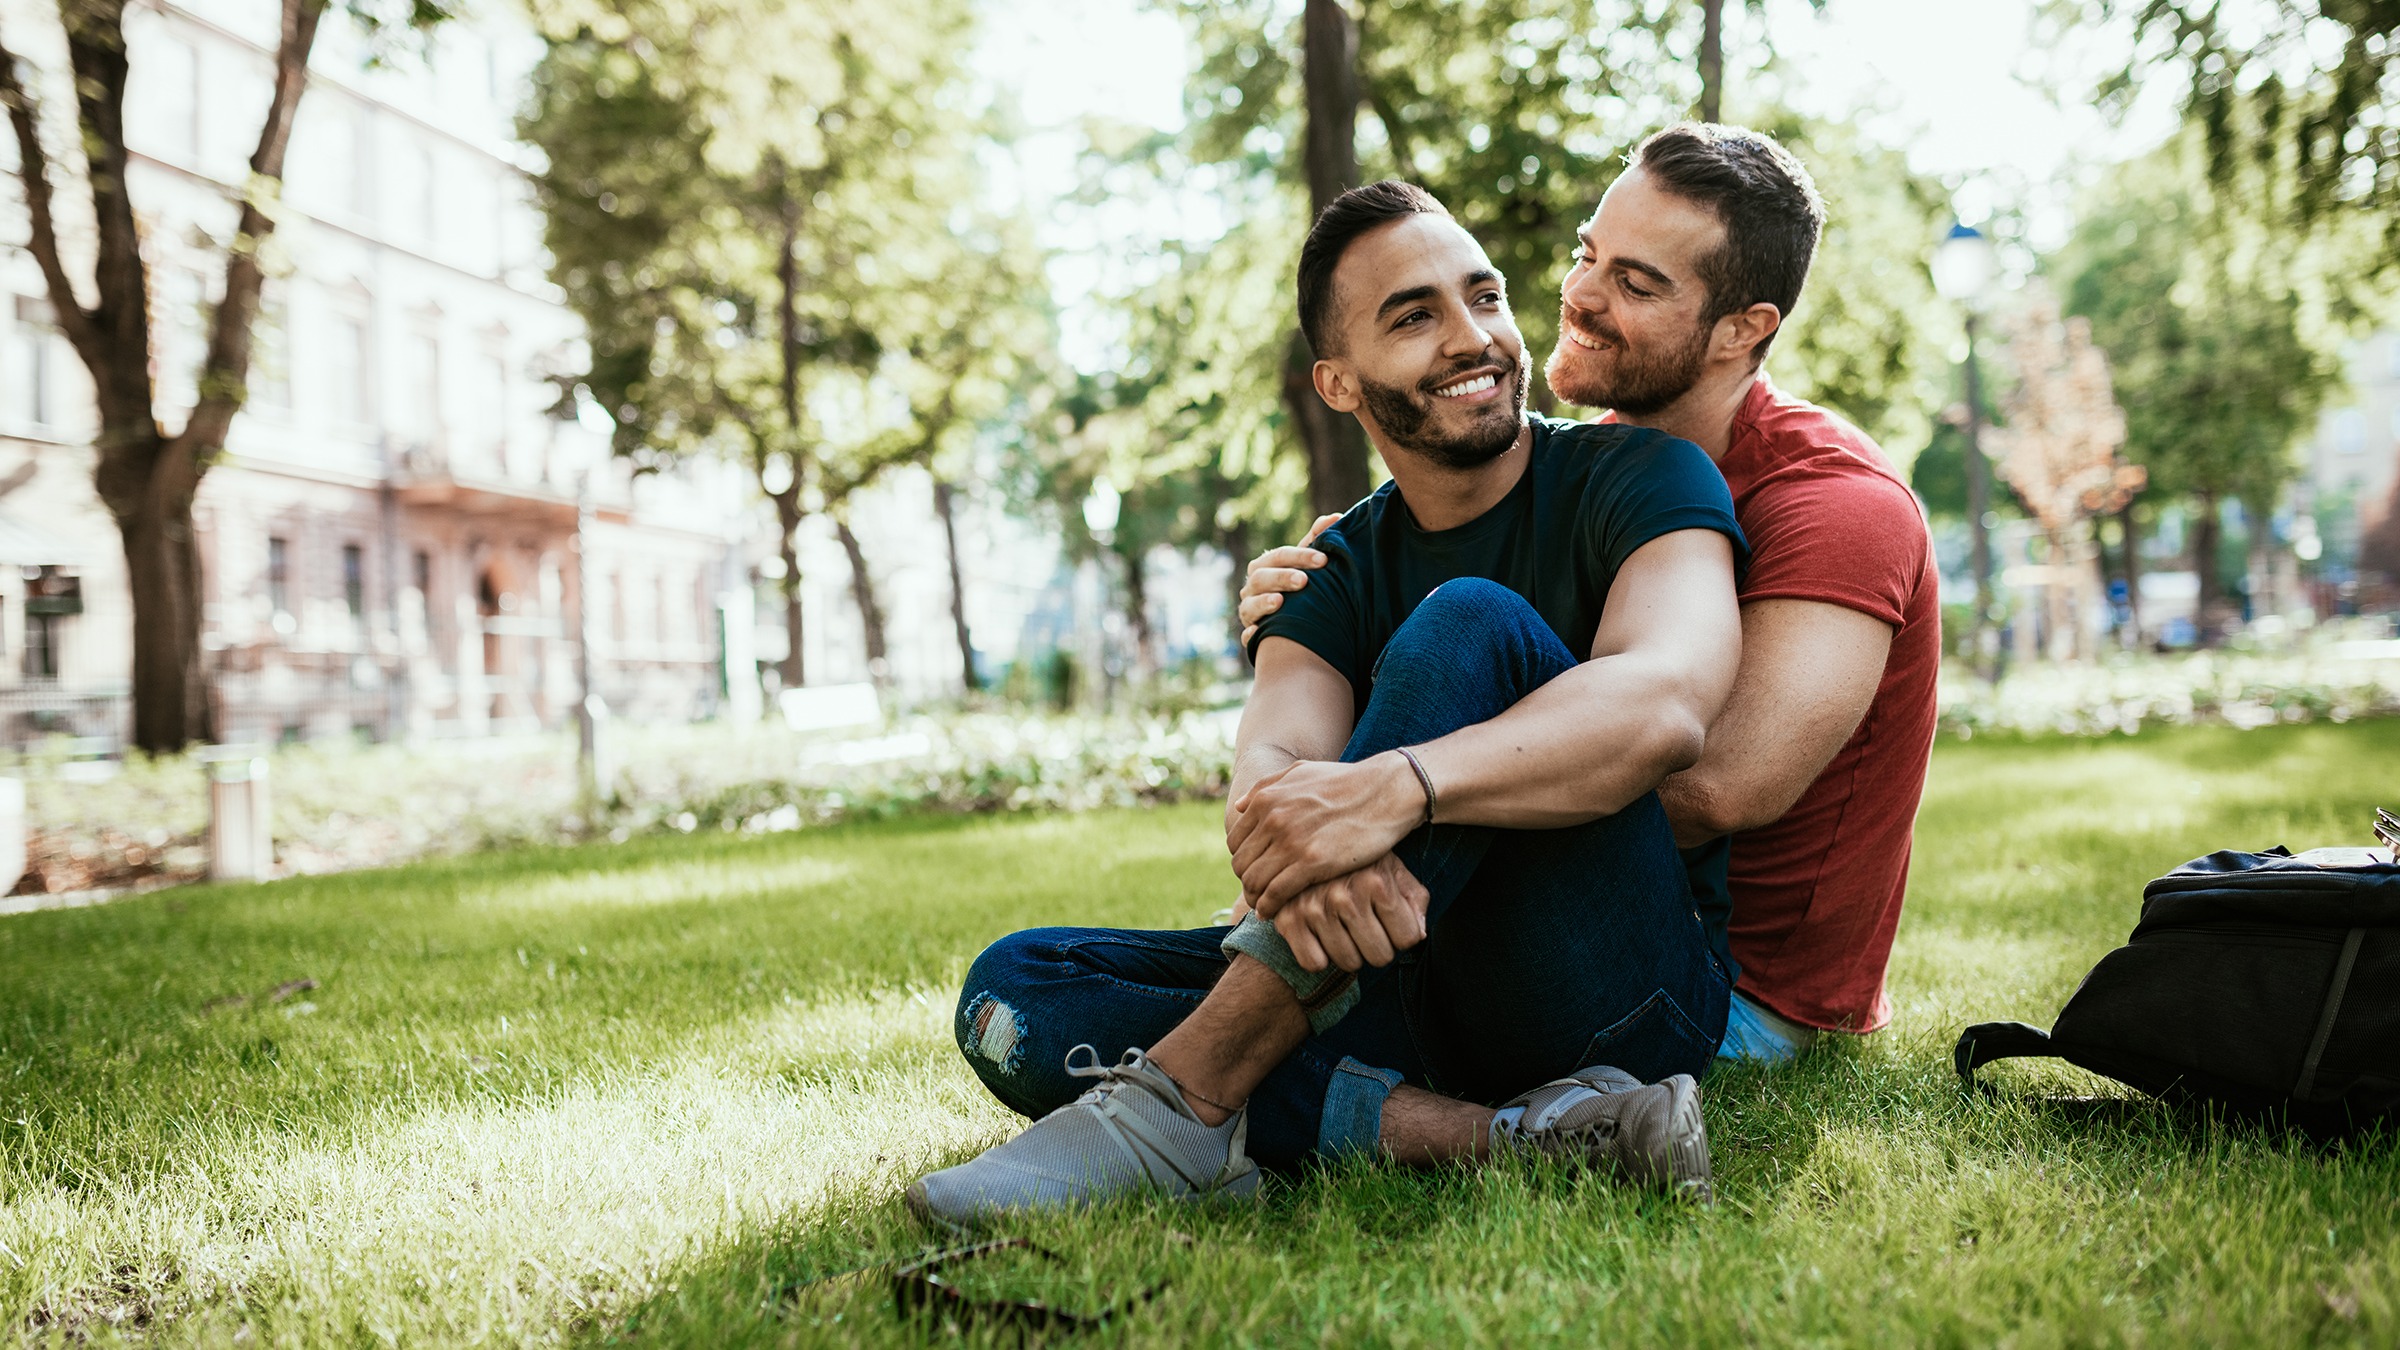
[967,0,2192,365]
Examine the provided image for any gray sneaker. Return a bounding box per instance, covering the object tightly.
[1494,1065,1713,1203]
[906,1045,1261,1227]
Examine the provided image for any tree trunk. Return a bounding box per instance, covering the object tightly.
[1286,337,1373,518]
[1120,539,1158,677]
[1221,520,1250,655]
[769,480,804,686]
[932,478,977,692]
[2244,495,2276,622]
[770,172,810,688]
[833,513,889,684]
[1294,0,1372,518]
[2191,490,2221,640]
[2119,499,2144,644]
[119,442,210,749]
[1699,0,1724,122]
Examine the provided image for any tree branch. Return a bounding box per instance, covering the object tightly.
[58,0,164,468]
[0,33,100,361]
[178,0,325,455]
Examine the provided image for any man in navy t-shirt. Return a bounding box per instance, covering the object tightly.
[907,181,1748,1224]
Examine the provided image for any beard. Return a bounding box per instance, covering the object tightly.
[1357,355,1528,470]
[1545,300,1709,418]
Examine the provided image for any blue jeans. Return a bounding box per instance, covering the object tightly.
[954,579,1733,1170]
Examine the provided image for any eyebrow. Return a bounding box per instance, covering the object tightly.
[1373,269,1504,322]
[1576,227,1674,288]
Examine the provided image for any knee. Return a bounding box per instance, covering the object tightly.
[955,930,1054,1081]
[1380,578,1549,680]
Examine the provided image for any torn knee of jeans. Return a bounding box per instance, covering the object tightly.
[960,992,1027,1075]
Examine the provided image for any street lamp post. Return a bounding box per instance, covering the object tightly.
[1932,222,1999,674]
[1082,480,1122,708]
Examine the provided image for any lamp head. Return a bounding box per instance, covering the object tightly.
[1932,222,1998,306]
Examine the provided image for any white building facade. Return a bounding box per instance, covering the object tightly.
[0,0,756,744]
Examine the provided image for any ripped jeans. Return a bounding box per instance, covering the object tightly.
[953,579,1733,1170]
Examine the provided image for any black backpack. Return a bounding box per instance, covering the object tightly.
[1954,845,2400,1139]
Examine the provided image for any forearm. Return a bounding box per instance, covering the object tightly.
[1407,653,1714,830]
[1226,742,1305,834]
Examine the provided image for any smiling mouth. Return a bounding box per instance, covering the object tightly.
[1432,371,1503,398]
[1562,325,1611,352]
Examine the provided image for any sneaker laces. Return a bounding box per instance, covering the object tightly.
[1058,1044,1249,1192]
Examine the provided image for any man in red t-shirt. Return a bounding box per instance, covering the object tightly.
[1243,123,1939,1058]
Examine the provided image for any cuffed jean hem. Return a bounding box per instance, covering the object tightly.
[1221,915,1359,1033]
[1715,989,1819,1064]
[1316,1056,1403,1157]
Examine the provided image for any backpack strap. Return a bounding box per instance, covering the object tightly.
[1953,1021,2059,1089]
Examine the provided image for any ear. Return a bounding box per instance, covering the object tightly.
[1710,302,1782,365]
[1312,358,1362,414]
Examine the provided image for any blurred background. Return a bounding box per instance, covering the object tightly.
[1,0,2396,891]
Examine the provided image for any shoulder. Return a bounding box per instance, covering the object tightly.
[1733,390,1926,538]
[1536,417,1723,493]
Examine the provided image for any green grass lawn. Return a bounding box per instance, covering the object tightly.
[3,722,2397,1347]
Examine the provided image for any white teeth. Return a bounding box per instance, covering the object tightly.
[1565,327,1604,350]
[1436,374,1498,397]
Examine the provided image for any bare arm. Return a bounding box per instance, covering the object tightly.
[1227,636,1354,835]
[1230,528,1742,904]
[1657,598,1893,846]
[1229,640,1431,971]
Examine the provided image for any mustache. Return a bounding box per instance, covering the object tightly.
[1418,352,1517,395]
[1560,302,1624,348]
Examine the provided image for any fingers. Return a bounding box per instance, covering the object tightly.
[1236,590,1283,630]
[1275,907,1330,973]
[1365,868,1425,951]
[1240,623,1259,650]
[1245,546,1329,583]
[1333,881,1397,967]
[1303,513,1340,545]
[1301,897,1365,972]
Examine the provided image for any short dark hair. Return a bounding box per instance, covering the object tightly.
[1628,123,1824,363]
[1296,180,1451,355]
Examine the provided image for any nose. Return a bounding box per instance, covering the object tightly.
[1562,263,1608,322]
[1439,300,1498,360]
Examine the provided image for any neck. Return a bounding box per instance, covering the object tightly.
[1373,422,1534,532]
[1625,365,1763,462]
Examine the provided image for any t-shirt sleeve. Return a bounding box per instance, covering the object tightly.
[1737,466,1925,626]
[1245,519,1368,685]
[1586,434,1751,583]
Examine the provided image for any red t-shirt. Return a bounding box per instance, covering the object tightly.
[1711,378,1940,1031]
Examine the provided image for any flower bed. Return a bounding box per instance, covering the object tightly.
[1939,646,2400,738]
[12,709,1240,895]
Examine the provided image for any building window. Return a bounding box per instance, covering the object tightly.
[22,567,80,679]
[407,332,442,439]
[252,294,290,409]
[330,313,373,425]
[12,297,54,427]
[343,543,365,623]
[414,141,440,248]
[2333,408,2367,456]
[138,31,200,163]
[267,536,290,614]
[480,352,509,455]
[413,549,431,597]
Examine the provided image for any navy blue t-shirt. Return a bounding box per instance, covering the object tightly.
[1247,417,1748,713]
